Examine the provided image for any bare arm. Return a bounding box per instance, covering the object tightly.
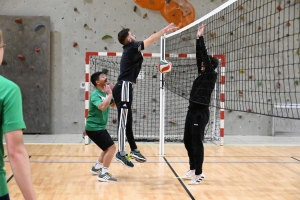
[143,23,177,49]
[5,130,36,200]
[98,85,113,111]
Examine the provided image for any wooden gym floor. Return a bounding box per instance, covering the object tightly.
[4,144,300,200]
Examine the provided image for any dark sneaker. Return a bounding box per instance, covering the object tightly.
[98,172,117,182]
[115,152,134,168]
[90,166,102,175]
[130,150,147,162]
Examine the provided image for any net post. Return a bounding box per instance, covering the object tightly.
[214,55,225,146]
[159,35,166,156]
[84,52,96,145]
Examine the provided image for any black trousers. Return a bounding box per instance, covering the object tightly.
[112,81,137,152]
[183,107,209,175]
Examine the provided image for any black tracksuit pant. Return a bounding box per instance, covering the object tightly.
[112,80,137,153]
[183,107,209,175]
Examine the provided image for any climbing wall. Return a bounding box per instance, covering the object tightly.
[0,16,50,133]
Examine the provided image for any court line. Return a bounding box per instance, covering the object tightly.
[6,156,31,183]
[163,157,195,200]
[291,157,300,162]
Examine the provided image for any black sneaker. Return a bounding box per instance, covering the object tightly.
[130,150,147,162]
[115,152,134,168]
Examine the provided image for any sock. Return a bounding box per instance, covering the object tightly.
[120,151,126,156]
[94,161,103,169]
[133,149,139,152]
[101,167,108,175]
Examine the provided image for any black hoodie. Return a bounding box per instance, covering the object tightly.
[188,36,218,109]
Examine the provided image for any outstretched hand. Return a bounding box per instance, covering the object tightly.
[163,23,178,33]
[197,24,206,38]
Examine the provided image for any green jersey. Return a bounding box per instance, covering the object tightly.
[0,76,26,197]
[85,88,112,131]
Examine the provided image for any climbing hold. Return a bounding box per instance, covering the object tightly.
[238,115,242,119]
[220,16,225,21]
[169,121,177,125]
[34,24,45,32]
[102,68,109,74]
[35,47,40,53]
[18,55,25,60]
[238,5,244,10]
[112,119,117,124]
[286,22,291,27]
[230,32,234,35]
[152,109,156,112]
[247,108,252,112]
[15,18,22,24]
[295,80,299,86]
[143,13,148,18]
[231,76,234,79]
[102,35,112,40]
[296,49,300,55]
[74,7,78,12]
[132,109,137,113]
[239,91,243,97]
[210,32,215,38]
[258,81,262,86]
[152,75,157,78]
[276,5,283,12]
[248,75,253,79]
[152,98,157,102]
[278,71,282,75]
[104,47,107,50]
[134,5,137,12]
[142,115,146,119]
[73,42,78,47]
[258,26,262,31]
[239,69,245,74]
[228,110,233,113]
[84,24,88,28]
[276,82,281,88]
[240,16,245,21]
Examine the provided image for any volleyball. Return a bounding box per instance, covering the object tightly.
[158,60,172,74]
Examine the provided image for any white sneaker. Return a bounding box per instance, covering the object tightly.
[182,170,195,179]
[189,173,205,185]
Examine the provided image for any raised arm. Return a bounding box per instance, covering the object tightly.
[143,23,177,49]
[197,24,214,72]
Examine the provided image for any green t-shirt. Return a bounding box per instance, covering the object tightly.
[85,88,112,131]
[0,76,26,197]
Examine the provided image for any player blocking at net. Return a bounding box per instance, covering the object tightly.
[182,24,219,184]
[114,23,178,167]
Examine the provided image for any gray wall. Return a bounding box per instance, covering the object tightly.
[1,0,298,137]
[0,0,226,135]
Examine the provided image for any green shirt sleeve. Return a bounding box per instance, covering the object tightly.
[2,83,26,133]
[90,93,103,108]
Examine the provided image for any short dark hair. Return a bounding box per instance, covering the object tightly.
[209,55,219,69]
[91,72,103,87]
[118,28,130,45]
